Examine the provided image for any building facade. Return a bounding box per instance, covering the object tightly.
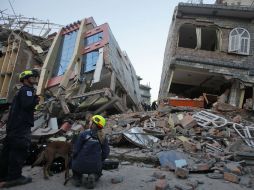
[38,17,142,113]
[159,3,254,108]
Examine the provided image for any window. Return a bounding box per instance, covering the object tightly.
[178,24,219,51]
[200,27,218,51]
[54,30,78,76]
[178,24,197,49]
[228,28,250,55]
[82,51,99,73]
[84,32,103,46]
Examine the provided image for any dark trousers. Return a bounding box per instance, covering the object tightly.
[0,138,29,181]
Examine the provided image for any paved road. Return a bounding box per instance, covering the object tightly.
[1,164,249,190]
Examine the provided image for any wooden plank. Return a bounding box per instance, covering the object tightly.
[1,44,11,73]
[0,56,4,72]
[6,39,24,102]
[0,75,11,97]
[6,41,18,73]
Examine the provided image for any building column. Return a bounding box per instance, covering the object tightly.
[166,69,175,96]
[229,80,240,107]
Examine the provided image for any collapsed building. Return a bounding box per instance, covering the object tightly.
[0,15,146,114]
[37,17,143,115]
[0,27,51,103]
[159,2,254,109]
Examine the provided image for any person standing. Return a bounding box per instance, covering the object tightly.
[0,70,39,187]
[71,115,110,189]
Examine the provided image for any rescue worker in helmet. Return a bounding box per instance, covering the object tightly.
[71,115,110,189]
[0,70,40,188]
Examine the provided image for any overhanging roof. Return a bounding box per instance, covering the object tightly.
[177,3,254,19]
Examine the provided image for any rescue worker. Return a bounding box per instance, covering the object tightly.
[71,115,110,189]
[0,70,39,188]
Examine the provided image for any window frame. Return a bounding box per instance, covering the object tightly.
[84,32,103,47]
[228,27,250,55]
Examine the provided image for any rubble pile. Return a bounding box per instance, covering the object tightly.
[0,104,254,189]
[103,106,254,188]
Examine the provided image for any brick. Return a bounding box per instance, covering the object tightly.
[183,141,197,152]
[155,179,169,190]
[223,172,240,184]
[192,163,210,171]
[224,162,242,175]
[180,115,197,129]
[152,172,166,179]
[175,167,189,179]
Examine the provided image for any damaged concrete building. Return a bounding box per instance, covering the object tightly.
[0,28,51,103]
[37,17,142,114]
[0,14,63,104]
[159,2,254,109]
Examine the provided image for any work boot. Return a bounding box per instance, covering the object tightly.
[86,174,96,189]
[3,176,32,188]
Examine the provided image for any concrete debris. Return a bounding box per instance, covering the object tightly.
[175,167,189,179]
[155,179,169,190]
[152,172,166,179]
[111,176,124,184]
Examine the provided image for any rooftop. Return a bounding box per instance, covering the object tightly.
[177,3,254,19]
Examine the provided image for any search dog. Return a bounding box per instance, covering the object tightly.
[32,141,72,183]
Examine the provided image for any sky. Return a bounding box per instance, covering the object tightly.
[1,0,215,101]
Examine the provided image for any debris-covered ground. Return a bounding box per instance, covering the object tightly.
[1,103,254,189]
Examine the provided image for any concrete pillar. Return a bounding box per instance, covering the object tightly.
[229,80,240,107]
[166,69,175,96]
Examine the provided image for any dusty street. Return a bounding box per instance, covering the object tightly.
[1,164,249,190]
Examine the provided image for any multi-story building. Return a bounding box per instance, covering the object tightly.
[137,76,151,104]
[38,17,142,114]
[159,3,254,108]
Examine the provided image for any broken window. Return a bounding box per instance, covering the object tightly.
[228,27,250,55]
[200,27,218,51]
[84,32,103,46]
[82,50,99,73]
[178,24,219,51]
[54,30,78,76]
[178,24,197,49]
